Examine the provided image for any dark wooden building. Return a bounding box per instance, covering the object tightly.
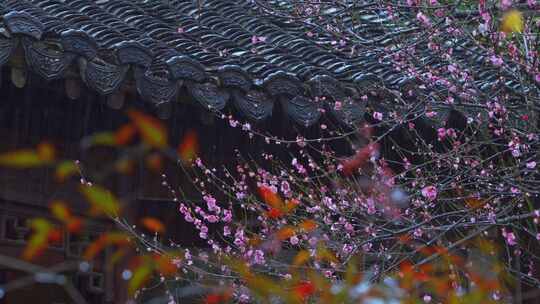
[0,0,537,303]
[0,1,376,302]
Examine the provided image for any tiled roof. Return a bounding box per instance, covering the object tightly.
[0,0,402,126]
[0,1,528,127]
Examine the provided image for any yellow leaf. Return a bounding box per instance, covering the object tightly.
[127,109,168,148]
[50,200,71,221]
[79,184,121,216]
[293,250,311,267]
[129,264,152,295]
[83,132,116,147]
[316,245,338,264]
[501,10,523,33]
[0,150,44,168]
[106,249,128,271]
[22,218,53,260]
[55,161,79,182]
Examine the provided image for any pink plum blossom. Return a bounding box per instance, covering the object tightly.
[421,186,438,201]
[502,229,517,246]
[490,55,503,66]
[416,12,431,27]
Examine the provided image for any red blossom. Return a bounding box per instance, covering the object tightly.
[293,281,315,300]
[341,143,380,176]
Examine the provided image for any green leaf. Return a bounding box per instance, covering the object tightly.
[55,161,79,182]
[79,184,121,216]
[22,218,53,260]
[0,150,45,168]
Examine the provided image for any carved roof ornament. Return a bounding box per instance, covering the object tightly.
[166,55,207,82]
[135,67,178,108]
[188,82,230,111]
[113,40,153,68]
[4,11,44,40]
[22,38,76,81]
[60,30,98,60]
[262,71,304,97]
[308,75,347,101]
[232,90,274,122]
[330,97,366,126]
[218,65,252,92]
[282,96,322,127]
[79,58,128,95]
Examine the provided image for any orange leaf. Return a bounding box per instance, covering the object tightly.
[83,232,130,260]
[36,142,55,162]
[153,254,177,276]
[79,184,121,216]
[177,130,199,163]
[258,186,283,209]
[284,199,300,212]
[341,143,379,176]
[47,229,63,244]
[141,217,165,233]
[127,109,168,148]
[276,227,295,241]
[115,158,135,175]
[50,201,84,233]
[397,233,412,244]
[465,197,487,209]
[293,250,311,267]
[399,260,414,275]
[145,153,163,172]
[299,220,318,232]
[115,123,137,146]
[66,218,83,234]
[247,236,262,247]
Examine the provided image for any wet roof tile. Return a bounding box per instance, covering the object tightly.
[0,0,454,127]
